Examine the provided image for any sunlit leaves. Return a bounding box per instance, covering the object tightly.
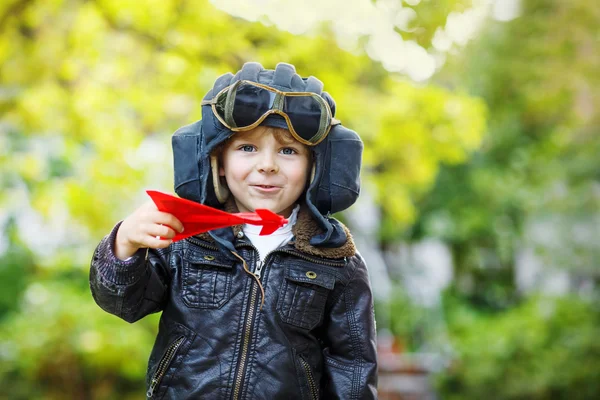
[361,81,486,233]
[1,0,486,245]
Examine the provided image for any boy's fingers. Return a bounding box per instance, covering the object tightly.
[148,224,176,240]
[153,211,185,233]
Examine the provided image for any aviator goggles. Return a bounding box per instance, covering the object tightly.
[201,80,340,146]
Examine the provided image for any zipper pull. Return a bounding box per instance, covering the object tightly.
[254,260,265,279]
[147,378,158,398]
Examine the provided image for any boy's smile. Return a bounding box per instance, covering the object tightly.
[219,127,310,218]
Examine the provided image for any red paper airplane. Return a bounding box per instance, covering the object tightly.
[146,190,288,242]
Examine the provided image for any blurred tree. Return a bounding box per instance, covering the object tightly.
[414,0,600,309]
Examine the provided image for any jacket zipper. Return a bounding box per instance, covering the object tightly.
[185,236,263,399]
[299,355,318,400]
[232,244,262,400]
[231,246,288,398]
[253,248,276,279]
[147,336,185,398]
[232,278,258,399]
[254,260,265,279]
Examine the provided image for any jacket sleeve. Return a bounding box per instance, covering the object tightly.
[320,253,378,399]
[89,221,173,323]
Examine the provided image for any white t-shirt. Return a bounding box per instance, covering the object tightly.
[242,204,300,262]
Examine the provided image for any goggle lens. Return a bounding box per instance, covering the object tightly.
[230,83,273,127]
[283,96,324,143]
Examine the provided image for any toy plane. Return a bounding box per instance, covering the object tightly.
[146,190,288,242]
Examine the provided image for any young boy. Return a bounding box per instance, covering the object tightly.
[90,62,378,399]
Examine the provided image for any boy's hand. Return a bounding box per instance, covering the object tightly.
[114,201,184,260]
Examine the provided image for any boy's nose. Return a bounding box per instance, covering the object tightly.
[257,154,279,173]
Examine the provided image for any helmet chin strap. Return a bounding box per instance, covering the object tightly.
[210,154,230,204]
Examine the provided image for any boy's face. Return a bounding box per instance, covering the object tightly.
[219,127,310,218]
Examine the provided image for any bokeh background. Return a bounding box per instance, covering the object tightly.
[1,0,599,398]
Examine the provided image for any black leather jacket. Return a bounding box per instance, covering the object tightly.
[89,206,378,399]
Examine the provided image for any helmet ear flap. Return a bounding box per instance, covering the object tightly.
[210,154,230,204]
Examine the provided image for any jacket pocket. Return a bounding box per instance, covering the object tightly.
[277,263,335,330]
[146,321,195,399]
[181,248,234,309]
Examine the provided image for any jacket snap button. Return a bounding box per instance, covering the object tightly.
[306,271,317,279]
[236,231,244,238]
[203,255,215,261]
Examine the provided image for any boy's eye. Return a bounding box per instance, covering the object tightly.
[239,145,256,152]
[280,148,297,155]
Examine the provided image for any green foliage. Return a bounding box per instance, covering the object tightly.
[436,293,600,399]
[0,278,161,399]
[414,0,600,304]
[394,0,600,397]
[0,221,34,319]
[376,285,450,353]
[363,82,486,239]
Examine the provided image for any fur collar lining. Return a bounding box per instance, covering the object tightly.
[194,199,355,259]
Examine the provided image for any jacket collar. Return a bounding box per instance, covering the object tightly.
[194,198,356,259]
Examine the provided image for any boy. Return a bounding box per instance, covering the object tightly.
[90,62,378,399]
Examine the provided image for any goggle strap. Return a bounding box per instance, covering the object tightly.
[224,82,241,128]
[304,95,332,143]
[273,92,285,111]
[305,111,330,144]
[320,110,329,133]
